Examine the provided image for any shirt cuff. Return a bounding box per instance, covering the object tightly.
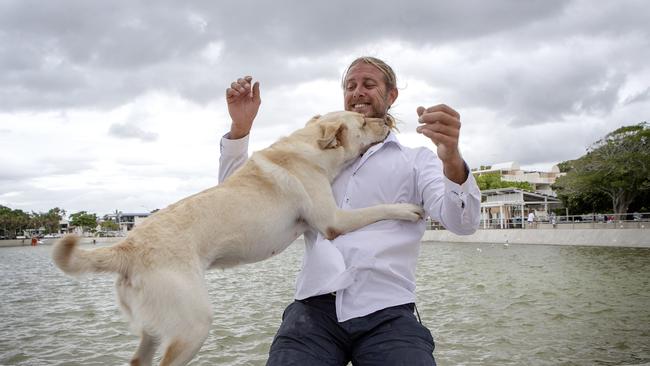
[444,169,479,209]
[220,133,249,157]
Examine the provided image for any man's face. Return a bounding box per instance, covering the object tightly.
[343,63,397,118]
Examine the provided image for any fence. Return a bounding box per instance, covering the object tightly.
[427,212,650,230]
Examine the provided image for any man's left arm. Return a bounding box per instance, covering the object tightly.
[416,104,481,234]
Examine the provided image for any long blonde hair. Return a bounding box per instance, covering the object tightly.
[342,56,398,130]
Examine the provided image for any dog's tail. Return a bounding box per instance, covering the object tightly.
[52,234,131,275]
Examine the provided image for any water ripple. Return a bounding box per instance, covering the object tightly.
[1,242,649,365]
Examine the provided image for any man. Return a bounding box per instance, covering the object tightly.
[527,211,536,229]
[219,57,481,366]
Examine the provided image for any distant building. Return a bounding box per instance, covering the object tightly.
[481,188,562,228]
[472,162,565,197]
[104,212,151,232]
[464,162,567,229]
[59,219,69,235]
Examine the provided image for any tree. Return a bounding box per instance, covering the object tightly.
[0,205,31,238]
[0,206,66,238]
[69,211,98,234]
[29,211,47,233]
[556,161,572,173]
[44,207,66,234]
[100,220,119,231]
[26,207,67,235]
[474,172,534,191]
[552,175,610,214]
[553,122,650,214]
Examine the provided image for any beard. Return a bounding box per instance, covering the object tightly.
[347,98,390,119]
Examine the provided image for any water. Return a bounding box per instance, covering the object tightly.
[1,241,649,365]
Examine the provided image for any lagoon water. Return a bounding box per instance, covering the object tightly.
[1,241,649,365]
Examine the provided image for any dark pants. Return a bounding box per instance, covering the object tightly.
[266,294,436,366]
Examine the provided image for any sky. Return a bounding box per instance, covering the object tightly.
[1,0,649,216]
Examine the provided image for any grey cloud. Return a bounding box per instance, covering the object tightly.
[522,0,650,41]
[0,157,93,182]
[0,0,648,129]
[0,173,213,215]
[506,68,626,125]
[0,183,108,214]
[0,0,570,112]
[212,0,568,52]
[407,35,643,126]
[466,121,604,170]
[108,123,158,142]
[624,87,650,105]
[574,73,625,115]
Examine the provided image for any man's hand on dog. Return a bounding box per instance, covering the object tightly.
[416,104,468,184]
[226,76,261,139]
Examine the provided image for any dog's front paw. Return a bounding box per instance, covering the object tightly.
[390,203,425,222]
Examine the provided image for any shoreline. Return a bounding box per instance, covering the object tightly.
[422,228,650,248]
[0,237,122,248]
[2,228,649,248]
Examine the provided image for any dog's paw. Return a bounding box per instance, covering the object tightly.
[389,203,425,222]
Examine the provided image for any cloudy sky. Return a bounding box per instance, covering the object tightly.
[1,0,648,216]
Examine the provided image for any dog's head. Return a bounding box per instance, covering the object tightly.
[307,111,389,160]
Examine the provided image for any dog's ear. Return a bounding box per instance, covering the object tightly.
[318,122,346,149]
[305,114,321,127]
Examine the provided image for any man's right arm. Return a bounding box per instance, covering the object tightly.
[219,75,261,183]
[218,134,250,183]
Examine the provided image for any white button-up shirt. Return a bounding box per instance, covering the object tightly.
[219,131,481,321]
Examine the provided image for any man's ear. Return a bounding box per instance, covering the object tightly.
[305,114,321,127]
[387,87,398,106]
[318,122,345,149]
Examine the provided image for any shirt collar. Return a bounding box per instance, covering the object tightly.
[380,130,403,151]
[360,130,403,160]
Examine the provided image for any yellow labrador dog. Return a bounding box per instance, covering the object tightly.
[52,111,424,366]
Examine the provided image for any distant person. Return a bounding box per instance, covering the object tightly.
[527,211,536,229]
[220,56,481,365]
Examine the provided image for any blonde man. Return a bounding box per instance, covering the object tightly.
[220,57,481,366]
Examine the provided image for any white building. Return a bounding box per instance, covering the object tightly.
[468,162,566,229]
[480,188,562,229]
[104,212,152,232]
[472,162,565,197]
[59,219,69,234]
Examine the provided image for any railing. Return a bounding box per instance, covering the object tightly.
[427,212,650,230]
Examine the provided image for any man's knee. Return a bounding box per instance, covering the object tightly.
[352,307,436,365]
[267,301,347,366]
[267,349,343,366]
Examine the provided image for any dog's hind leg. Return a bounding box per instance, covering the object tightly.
[116,276,158,366]
[130,331,158,366]
[159,321,211,366]
[155,272,212,366]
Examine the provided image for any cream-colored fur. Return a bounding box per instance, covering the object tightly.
[52,111,424,366]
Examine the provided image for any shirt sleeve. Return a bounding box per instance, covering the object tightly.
[218,133,250,184]
[415,148,481,235]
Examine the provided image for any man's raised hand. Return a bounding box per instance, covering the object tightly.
[416,104,468,184]
[226,76,261,139]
